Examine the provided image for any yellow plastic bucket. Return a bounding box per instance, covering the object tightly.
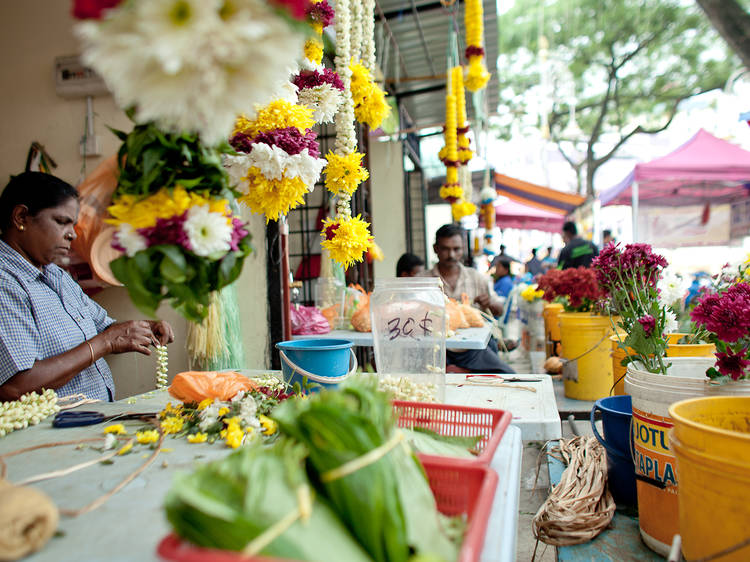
[625,360,750,556]
[665,333,716,358]
[610,333,715,396]
[670,396,750,561]
[559,313,614,400]
[542,303,563,358]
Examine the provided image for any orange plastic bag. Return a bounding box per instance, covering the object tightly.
[460,294,485,327]
[350,284,372,332]
[168,371,258,403]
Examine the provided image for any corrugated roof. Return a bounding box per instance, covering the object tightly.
[374,0,499,133]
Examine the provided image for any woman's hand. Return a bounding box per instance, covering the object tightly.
[99,321,156,355]
[149,320,175,346]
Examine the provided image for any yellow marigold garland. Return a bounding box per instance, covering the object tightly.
[239,168,309,222]
[304,38,324,65]
[233,100,315,137]
[440,184,464,201]
[106,187,229,229]
[464,0,490,92]
[453,66,473,164]
[321,215,373,268]
[452,199,477,221]
[349,59,391,129]
[324,151,369,196]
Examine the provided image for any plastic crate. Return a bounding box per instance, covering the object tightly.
[392,400,512,465]
[157,456,499,562]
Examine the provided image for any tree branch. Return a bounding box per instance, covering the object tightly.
[696,0,750,71]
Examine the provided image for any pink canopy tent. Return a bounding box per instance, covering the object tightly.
[494,198,565,233]
[600,129,750,207]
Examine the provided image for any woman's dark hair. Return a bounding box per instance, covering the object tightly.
[0,172,78,232]
[396,253,425,276]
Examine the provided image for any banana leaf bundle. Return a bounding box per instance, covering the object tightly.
[272,379,458,562]
[164,438,371,561]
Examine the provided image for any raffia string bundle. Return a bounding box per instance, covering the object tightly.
[0,478,58,561]
[532,436,615,547]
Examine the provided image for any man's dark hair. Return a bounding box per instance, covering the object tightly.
[603,229,612,238]
[0,172,79,232]
[434,223,465,242]
[396,253,425,276]
[562,221,578,236]
[493,256,512,273]
[531,248,537,256]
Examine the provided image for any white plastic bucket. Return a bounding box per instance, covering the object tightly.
[625,357,750,555]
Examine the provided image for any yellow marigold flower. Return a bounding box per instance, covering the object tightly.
[239,168,308,222]
[218,407,231,417]
[233,100,314,138]
[465,56,490,92]
[245,426,256,434]
[349,59,391,129]
[304,38,323,65]
[311,22,323,36]
[117,440,134,455]
[106,187,229,229]
[321,215,374,269]
[136,430,159,444]
[440,184,464,201]
[223,416,241,426]
[324,151,369,196]
[103,424,126,435]
[187,432,208,444]
[197,398,213,410]
[452,199,477,221]
[259,414,277,435]
[220,419,244,449]
[521,284,545,302]
[161,416,184,435]
[159,402,183,419]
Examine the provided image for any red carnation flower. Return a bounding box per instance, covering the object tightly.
[715,349,750,381]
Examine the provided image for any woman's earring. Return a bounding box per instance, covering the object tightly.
[18,225,24,231]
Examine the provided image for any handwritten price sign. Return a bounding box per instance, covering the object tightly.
[386,311,433,341]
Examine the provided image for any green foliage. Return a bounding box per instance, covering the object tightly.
[495,0,740,195]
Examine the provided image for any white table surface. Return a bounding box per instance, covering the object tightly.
[291,325,492,350]
[0,372,549,562]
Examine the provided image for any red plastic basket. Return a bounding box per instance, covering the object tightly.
[392,400,511,465]
[157,456,498,562]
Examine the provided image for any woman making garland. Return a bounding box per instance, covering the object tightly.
[0,172,174,402]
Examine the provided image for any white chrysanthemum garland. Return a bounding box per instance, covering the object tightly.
[292,0,344,124]
[347,0,390,130]
[320,0,374,269]
[75,0,307,145]
[0,389,59,437]
[227,97,327,222]
[156,345,169,390]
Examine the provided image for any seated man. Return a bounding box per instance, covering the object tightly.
[422,224,515,374]
[396,252,425,277]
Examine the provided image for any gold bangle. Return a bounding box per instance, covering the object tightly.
[86,341,96,366]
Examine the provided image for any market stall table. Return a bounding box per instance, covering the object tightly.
[291,325,493,350]
[1,381,526,562]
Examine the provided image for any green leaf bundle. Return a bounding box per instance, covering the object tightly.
[272,379,458,562]
[164,438,371,561]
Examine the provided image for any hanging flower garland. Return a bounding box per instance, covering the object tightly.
[479,185,497,230]
[464,0,491,92]
[453,66,474,165]
[0,389,59,438]
[322,0,373,268]
[106,120,253,322]
[226,99,326,222]
[74,0,310,145]
[293,0,345,124]
[347,0,390,130]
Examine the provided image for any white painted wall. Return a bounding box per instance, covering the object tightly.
[0,1,270,398]
[369,139,406,279]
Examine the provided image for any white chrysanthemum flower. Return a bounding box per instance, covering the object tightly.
[658,269,686,308]
[223,154,253,189]
[479,186,497,204]
[76,0,305,145]
[300,59,325,73]
[245,143,288,180]
[198,402,221,431]
[183,205,232,257]
[664,309,679,334]
[238,395,260,430]
[297,84,345,124]
[115,224,148,257]
[283,149,327,188]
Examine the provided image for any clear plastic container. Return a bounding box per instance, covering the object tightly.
[370,278,447,401]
